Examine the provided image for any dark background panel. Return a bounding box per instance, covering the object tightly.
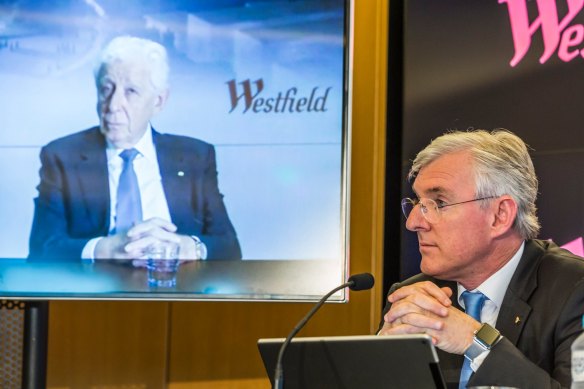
[385,0,584,291]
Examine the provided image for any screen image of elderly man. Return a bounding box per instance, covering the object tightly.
[379,130,584,388]
[28,36,241,262]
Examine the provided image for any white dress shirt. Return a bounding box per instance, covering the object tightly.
[457,241,525,372]
[81,126,171,259]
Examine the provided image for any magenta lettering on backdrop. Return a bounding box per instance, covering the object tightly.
[500,0,584,66]
[561,237,584,257]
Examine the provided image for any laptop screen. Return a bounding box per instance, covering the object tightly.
[258,334,446,389]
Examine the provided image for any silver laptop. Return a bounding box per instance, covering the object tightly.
[258,334,446,389]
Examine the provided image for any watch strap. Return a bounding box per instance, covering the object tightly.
[464,323,502,362]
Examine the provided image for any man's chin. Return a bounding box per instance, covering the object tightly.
[102,123,129,134]
[101,127,131,147]
[420,259,444,278]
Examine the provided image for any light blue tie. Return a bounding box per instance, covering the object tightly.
[115,148,142,233]
[459,291,486,389]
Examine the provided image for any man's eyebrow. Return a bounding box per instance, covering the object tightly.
[427,187,446,195]
[413,186,448,197]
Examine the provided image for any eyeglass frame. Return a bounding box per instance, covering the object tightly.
[401,196,497,224]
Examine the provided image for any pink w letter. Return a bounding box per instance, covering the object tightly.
[500,0,584,66]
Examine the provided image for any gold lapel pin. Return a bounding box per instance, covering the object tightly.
[514,316,521,325]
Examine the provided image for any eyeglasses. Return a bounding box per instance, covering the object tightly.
[401,196,496,224]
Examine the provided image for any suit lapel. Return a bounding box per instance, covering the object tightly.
[73,128,110,233]
[496,240,541,345]
[153,130,192,225]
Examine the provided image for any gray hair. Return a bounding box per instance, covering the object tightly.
[409,129,540,239]
[94,36,169,92]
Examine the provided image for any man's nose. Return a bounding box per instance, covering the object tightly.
[105,89,125,112]
[405,204,430,232]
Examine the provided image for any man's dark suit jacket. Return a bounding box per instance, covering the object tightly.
[380,239,584,389]
[28,127,242,260]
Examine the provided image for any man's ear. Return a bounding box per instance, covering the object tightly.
[491,195,517,237]
[153,89,169,114]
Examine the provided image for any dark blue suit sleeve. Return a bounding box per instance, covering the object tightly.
[197,145,241,259]
[158,135,241,260]
[28,144,102,260]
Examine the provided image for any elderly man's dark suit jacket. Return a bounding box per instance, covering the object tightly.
[28,127,241,260]
[380,240,584,389]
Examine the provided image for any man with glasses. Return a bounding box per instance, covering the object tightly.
[379,129,584,388]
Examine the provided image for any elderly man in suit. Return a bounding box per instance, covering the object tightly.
[379,130,584,388]
[28,36,241,262]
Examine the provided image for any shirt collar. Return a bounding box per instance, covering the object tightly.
[457,241,525,309]
[105,124,156,162]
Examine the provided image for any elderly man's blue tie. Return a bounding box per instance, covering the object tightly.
[115,148,142,233]
[459,291,487,389]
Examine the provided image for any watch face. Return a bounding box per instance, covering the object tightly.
[476,324,501,346]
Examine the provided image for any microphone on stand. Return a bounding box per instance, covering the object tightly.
[273,273,375,389]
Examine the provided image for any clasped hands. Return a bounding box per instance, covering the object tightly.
[94,217,200,262]
[379,281,481,355]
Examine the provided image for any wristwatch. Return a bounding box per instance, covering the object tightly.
[464,323,502,362]
[191,236,208,260]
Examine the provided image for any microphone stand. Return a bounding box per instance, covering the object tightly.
[273,281,351,389]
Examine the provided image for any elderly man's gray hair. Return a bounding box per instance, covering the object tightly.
[94,36,169,92]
